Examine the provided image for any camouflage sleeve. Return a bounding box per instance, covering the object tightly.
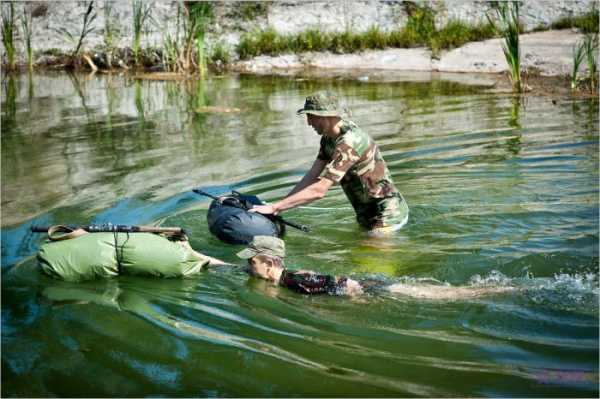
[317,136,330,161]
[321,142,360,183]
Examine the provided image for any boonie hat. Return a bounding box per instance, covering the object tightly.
[236,236,286,259]
[296,91,343,117]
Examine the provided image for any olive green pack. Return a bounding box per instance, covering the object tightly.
[37,233,208,282]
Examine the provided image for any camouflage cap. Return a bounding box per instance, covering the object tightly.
[236,236,286,259]
[297,91,343,117]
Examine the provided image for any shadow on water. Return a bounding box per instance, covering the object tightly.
[1,71,598,397]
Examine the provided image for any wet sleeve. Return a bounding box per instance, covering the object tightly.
[282,271,337,295]
[321,142,361,184]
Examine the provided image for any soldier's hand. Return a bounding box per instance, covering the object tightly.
[249,204,278,215]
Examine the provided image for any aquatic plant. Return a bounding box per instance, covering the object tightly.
[571,39,586,90]
[103,0,119,69]
[21,4,33,70]
[132,0,152,65]
[488,1,522,93]
[181,2,213,75]
[1,2,16,70]
[583,33,598,93]
[54,1,96,57]
[208,41,231,69]
[160,3,183,72]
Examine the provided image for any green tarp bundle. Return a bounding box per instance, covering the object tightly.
[38,232,209,282]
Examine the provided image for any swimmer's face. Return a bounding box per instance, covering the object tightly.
[247,255,280,281]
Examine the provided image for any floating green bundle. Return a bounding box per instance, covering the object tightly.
[37,233,209,282]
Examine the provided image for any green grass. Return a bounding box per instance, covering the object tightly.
[237,17,497,60]
[551,7,599,34]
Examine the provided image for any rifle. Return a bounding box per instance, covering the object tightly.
[193,189,311,233]
[31,224,186,235]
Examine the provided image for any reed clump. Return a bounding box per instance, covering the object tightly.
[132,0,152,66]
[1,2,16,71]
[583,33,598,93]
[487,1,522,93]
[21,4,33,69]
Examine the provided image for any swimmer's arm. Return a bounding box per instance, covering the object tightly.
[205,256,227,266]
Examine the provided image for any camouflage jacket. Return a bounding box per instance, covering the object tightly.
[279,269,347,295]
[318,119,399,208]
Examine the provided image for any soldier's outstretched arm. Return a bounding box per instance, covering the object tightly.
[286,158,327,197]
[251,178,333,215]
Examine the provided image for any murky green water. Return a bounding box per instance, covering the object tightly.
[2,71,598,397]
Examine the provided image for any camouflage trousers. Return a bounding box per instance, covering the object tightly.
[355,192,409,233]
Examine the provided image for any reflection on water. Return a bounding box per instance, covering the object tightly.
[1,71,598,397]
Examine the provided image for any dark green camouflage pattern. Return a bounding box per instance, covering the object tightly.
[296,91,343,117]
[318,119,409,229]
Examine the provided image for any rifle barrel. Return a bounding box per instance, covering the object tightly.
[31,225,185,234]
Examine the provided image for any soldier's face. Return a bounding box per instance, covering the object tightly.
[307,114,327,135]
[248,255,275,281]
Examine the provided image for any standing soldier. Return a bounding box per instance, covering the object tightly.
[251,91,409,235]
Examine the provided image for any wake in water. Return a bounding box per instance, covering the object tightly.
[380,270,598,311]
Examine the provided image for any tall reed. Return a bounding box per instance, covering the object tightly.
[488,2,521,93]
[584,33,598,93]
[183,2,212,75]
[571,39,586,90]
[54,1,96,57]
[1,2,16,70]
[21,5,33,69]
[103,0,118,69]
[132,0,152,65]
[161,3,182,72]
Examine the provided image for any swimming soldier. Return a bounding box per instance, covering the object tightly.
[251,91,409,235]
[237,236,363,296]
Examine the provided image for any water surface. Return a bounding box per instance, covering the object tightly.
[2,71,598,397]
